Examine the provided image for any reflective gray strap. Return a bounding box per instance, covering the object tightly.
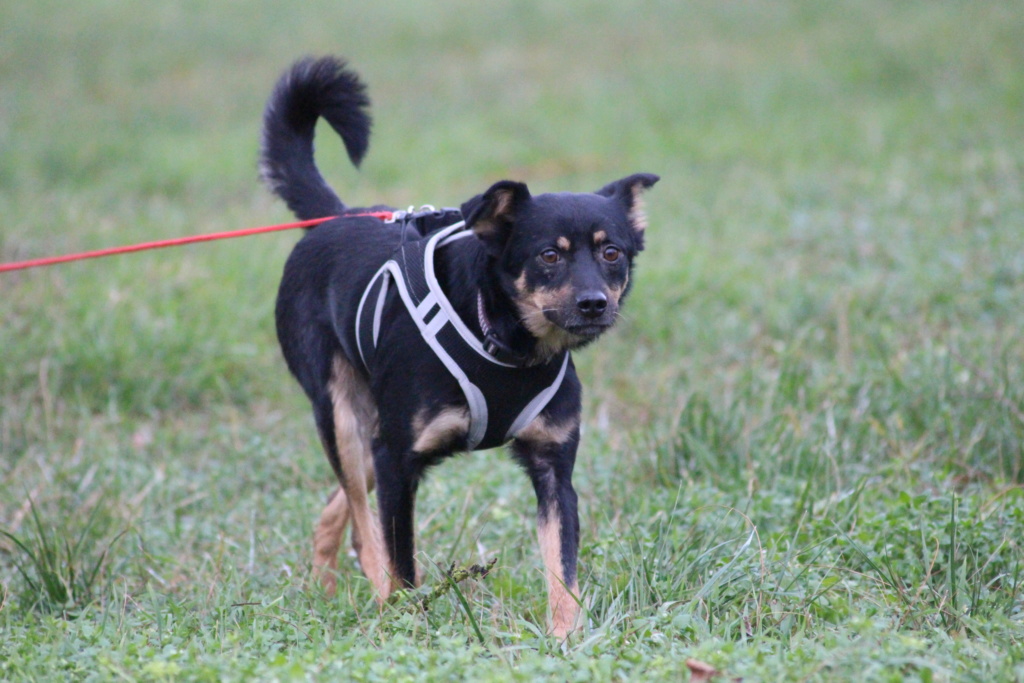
[355,263,392,371]
[414,291,438,321]
[372,270,390,346]
[423,223,517,368]
[380,259,490,449]
[505,353,570,441]
[437,228,473,248]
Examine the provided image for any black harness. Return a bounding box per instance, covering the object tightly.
[354,209,569,451]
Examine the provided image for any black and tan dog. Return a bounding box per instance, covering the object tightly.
[261,56,657,638]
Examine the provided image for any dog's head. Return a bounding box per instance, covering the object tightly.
[462,173,659,360]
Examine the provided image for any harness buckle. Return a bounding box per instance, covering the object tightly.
[386,206,446,226]
[483,330,528,366]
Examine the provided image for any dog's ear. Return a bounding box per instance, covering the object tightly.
[595,173,659,248]
[461,180,531,255]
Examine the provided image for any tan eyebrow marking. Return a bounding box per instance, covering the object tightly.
[556,236,571,251]
[593,230,607,245]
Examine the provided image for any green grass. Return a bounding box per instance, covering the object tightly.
[2,0,1023,680]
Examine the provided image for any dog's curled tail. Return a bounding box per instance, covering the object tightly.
[260,56,372,221]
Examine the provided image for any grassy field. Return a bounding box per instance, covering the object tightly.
[2,1,1023,680]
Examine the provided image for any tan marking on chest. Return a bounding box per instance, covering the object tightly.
[516,414,580,446]
[412,406,470,454]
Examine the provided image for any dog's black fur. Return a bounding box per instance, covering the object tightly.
[261,56,657,636]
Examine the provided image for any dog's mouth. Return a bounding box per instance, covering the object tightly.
[562,322,612,338]
[543,309,615,338]
[518,298,618,358]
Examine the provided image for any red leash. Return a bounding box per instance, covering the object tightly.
[0,211,393,273]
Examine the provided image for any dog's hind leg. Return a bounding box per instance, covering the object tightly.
[323,355,393,601]
[309,390,353,594]
[312,485,350,595]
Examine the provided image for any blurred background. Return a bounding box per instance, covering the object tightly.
[1,1,1023,677]
[3,1,1020,422]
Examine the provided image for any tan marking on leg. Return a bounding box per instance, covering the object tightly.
[412,406,470,454]
[556,236,571,251]
[592,230,607,245]
[312,486,350,595]
[537,503,581,639]
[326,356,396,599]
[516,414,579,446]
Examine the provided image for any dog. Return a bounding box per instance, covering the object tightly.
[260,56,658,638]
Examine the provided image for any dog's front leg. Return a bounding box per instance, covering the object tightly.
[513,421,582,639]
[373,439,420,591]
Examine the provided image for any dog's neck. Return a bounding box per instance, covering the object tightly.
[437,239,553,366]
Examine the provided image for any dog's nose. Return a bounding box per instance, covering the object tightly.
[576,291,608,318]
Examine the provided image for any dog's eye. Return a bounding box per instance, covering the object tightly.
[540,249,561,264]
[601,245,621,263]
